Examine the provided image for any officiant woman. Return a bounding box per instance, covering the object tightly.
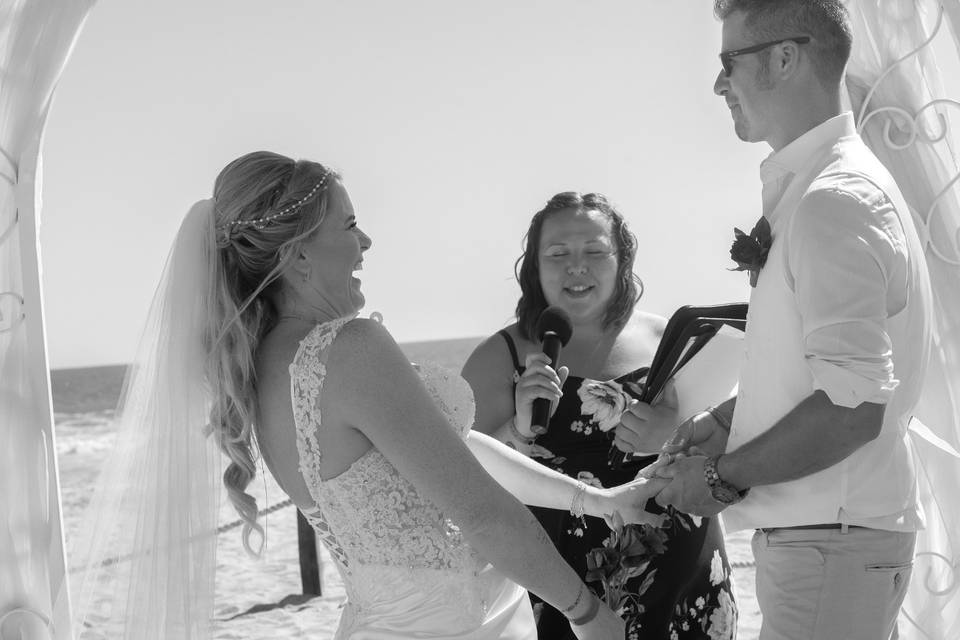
[462,191,738,639]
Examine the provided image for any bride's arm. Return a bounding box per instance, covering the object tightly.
[467,429,668,527]
[325,319,615,631]
[462,330,667,526]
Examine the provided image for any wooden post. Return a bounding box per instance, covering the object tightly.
[296,510,321,595]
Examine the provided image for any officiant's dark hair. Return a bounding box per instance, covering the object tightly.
[514,192,643,341]
[714,0,852,88]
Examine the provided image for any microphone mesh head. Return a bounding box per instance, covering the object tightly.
[535,306,573,346]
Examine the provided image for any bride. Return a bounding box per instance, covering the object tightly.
[71,150,669,639]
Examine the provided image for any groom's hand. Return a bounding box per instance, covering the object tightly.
[654,455,727,517]
[661,409,728,458]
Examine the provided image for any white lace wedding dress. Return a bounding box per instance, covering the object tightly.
[289,316,537,639]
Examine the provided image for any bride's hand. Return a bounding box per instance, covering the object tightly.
[569,598,624,640]
[598,476,670,528]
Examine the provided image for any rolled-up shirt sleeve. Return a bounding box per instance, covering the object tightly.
[785,186,904,408]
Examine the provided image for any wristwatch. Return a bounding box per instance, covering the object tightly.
[703,455,748,505]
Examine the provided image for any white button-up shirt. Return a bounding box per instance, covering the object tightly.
[723,112,933,533]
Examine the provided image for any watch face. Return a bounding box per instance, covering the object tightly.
[704,456,743,505]
[710,483,741,505]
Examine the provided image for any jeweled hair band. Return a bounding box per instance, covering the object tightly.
[220,172,330,233]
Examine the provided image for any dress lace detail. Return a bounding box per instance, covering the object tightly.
[288,316,508,634]
[289,315,353,569]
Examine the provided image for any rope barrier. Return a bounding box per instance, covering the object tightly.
[69,498,300,573]
[216,497,296,535]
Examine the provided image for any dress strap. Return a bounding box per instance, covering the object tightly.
[497,329,523,374]
[289,317,355,570]
[290,316,355,492]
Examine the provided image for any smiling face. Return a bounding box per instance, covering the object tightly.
[713,11,777,144]
[296,179,372,317]
[537,207,618,326]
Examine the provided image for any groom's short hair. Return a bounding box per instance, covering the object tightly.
[714,0,852,88]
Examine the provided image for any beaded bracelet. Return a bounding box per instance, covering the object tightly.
[570,481,588,529]
[568,592,601,626]
[705,405,732,432]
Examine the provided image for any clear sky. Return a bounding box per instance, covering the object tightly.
[38,1,792,368]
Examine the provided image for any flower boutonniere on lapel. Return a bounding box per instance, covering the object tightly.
[729,216,772,287]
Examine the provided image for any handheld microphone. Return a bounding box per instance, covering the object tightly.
[531,306,573,434]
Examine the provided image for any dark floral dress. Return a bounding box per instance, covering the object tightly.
[498,331,738,640]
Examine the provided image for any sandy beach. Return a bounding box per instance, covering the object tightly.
[53,339,761,639]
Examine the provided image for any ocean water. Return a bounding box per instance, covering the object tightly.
[51,336,485,415]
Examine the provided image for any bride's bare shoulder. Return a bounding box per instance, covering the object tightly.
[325,318,411,387]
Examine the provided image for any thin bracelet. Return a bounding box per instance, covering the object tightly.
[705,405,732,432]
[560,582,585,615]
[568,591,601,626]
[570,481,588,529]
[507,416,536,445]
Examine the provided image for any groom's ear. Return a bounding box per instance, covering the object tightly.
[775,40,803,78]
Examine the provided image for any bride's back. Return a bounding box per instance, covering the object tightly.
[253,319,372,508]
[253,317,520,638]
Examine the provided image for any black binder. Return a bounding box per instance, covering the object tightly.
[610,303,748,470]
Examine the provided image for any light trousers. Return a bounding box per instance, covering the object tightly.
[752,526,915,640]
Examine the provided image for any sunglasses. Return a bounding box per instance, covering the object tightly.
[719,36,811,76]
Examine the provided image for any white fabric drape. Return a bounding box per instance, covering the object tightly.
[0,1,96,639]
[0,0,93,639]
[845,2,960,639]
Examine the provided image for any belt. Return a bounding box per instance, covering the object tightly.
[758,523,865,533]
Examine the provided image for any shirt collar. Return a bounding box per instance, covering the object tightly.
[760,111,857,184]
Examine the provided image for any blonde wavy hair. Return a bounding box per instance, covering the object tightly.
[206,150,337,554]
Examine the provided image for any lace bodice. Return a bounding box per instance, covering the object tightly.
[289,316,493,624]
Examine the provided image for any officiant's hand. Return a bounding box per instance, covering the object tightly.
[661,409,728,458]
[653,455,727,517]
[613,381,680,453]
[514,352,569,436]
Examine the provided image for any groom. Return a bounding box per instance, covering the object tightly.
[654,1,934,639]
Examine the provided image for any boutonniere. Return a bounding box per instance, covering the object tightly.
[729,216,772,287]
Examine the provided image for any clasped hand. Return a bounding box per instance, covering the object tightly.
[636,410,731,517]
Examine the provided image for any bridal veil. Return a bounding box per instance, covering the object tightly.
[68,201,222,639]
